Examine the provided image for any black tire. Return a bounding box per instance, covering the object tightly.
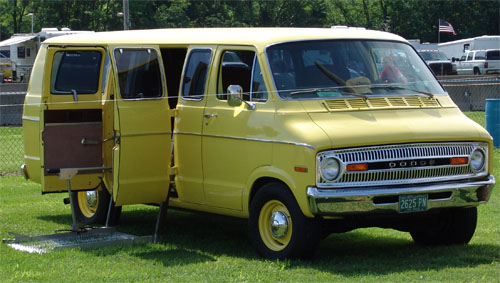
[473,67,480,75]
[248,182,321,259]
[70,184,122,226]
[410,207,477,245]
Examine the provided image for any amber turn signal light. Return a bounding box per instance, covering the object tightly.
[346,163,368,172]
[450,157,468,165]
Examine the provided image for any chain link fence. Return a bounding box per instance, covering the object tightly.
[0,77,498,175]
[440,75,500,111]
[1,87,25,175]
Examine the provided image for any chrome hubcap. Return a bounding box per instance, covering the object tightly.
[269,211,289,238]
[86,191,97,207]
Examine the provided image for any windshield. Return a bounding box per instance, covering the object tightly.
[266,40,445,100]
[420,51,448,61]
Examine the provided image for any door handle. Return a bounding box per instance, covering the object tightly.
[203,113,218,118]
[81,137,101,145]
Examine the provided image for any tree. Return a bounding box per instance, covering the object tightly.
[0,0,497,43]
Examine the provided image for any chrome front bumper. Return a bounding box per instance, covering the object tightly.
[307,175,495,215]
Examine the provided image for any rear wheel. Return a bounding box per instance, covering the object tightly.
[248,183,320,259]
[473,67,481,75]
[410,207,477,245]
[71,184,121,226]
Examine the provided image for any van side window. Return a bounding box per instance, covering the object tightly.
[51,51,102,94]
[218,50,267,102]
[101,53,110,94]
[182,49,212,100]
[114,48,163,99]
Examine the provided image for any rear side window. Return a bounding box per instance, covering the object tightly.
[51,51,102,94]
[181,49,212,100]
[114,48,163,99]
[475,51,486,60]
[487,50,500,60]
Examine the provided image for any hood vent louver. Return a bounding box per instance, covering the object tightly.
[324,97,440,111]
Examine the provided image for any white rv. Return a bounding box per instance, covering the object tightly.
[0,28,93,82]
[439,35,500,60]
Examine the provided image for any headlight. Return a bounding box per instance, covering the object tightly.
[470,149,485,172]
[320,157,343,181]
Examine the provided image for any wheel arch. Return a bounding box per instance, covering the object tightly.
[243,165,314,218]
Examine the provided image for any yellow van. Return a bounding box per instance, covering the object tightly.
[22,27,495,259]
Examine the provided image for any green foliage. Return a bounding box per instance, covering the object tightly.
[0,0,498,42]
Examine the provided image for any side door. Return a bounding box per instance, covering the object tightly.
[41,46,106,193]
[201,47,273,210]
[110,46,172,206]
[465,51,475,74]
[174,47,213,204]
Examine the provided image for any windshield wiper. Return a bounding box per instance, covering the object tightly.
[369,85,434,98]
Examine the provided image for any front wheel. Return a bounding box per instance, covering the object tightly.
[410,207,477,245]
[248,183,320,259]
[71,185,121,226]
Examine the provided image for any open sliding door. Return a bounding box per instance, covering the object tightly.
[111,46,172,206]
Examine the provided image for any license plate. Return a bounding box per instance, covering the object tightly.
[398,194,428,213]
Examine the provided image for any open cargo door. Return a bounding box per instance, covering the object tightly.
[110,46,172,206]
[41,46,106,193]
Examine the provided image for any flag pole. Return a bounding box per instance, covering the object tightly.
[437,19,440,46]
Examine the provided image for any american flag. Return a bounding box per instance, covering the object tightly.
[439,19,456,35]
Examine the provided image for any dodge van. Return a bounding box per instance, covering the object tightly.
[22,27,495,259]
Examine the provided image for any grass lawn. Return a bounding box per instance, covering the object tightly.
[0,112,498,282]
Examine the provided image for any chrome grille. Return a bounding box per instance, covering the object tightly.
[316,142,489,188]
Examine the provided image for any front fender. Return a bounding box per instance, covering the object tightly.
[243,165,315,218]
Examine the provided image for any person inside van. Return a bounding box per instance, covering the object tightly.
[380,55,407,84]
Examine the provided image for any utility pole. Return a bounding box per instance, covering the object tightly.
[27,13,34,34]
[123,0,130,30]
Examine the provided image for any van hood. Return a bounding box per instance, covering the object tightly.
[306,108,491,150]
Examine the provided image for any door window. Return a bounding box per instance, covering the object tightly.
[182,49,212,100]
[250,55,267,101]
[217,50,267,102]
[51,50,102,94]
[114,48,163,99]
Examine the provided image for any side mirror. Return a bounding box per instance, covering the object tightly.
[452,57,458,62]
[227,85,256,110]
[227,85,243,107]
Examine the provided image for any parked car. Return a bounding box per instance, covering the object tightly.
[455,49,500,75]
[419,50,457,75]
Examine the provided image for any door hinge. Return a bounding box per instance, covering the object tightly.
[168,166,177,176]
